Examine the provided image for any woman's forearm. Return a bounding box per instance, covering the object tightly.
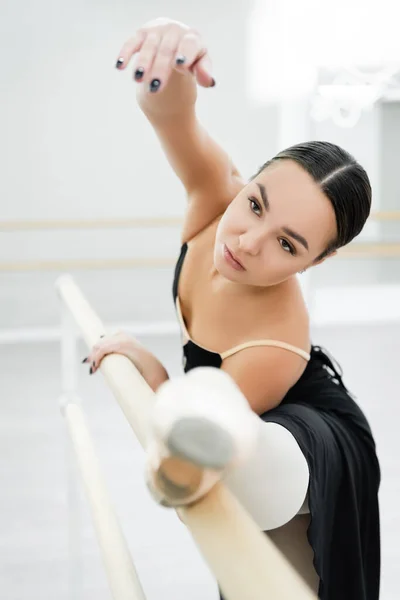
[149,368,170,393]
[118,18,239,210]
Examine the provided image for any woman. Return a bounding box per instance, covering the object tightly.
[85,18,380,600]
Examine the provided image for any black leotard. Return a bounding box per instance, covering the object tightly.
[173,243,381,600]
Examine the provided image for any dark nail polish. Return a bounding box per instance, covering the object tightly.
[176,55,186,65]
[89,367,93,375]
[115,57,124,69]
[82,357,88,364]
[134,68,144,81]
[210,78,216,87]
[100,334,105,338]
[149,79,161,93]
[92,361,95,368]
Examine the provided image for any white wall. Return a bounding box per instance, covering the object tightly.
[1,2,400,599]
[310,101,400,289]
[0,0,278,330]
[2,0,399,331]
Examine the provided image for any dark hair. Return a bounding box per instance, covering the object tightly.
[253,141,372,260]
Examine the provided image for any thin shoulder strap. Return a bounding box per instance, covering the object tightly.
[221,340,311,362]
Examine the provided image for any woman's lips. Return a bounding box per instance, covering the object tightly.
[223,244,245,271]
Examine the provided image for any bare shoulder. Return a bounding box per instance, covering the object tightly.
[181,172,246,244]
[269,276,310,348]
[221,279,310,414]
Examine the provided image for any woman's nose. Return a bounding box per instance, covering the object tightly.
[238,230,264,255]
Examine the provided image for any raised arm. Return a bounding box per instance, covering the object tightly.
[116,18,245,241]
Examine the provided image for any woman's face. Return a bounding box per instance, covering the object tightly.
[214,160,338,287]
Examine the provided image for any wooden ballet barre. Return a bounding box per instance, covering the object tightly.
[2,242,400,272]
[61,395,146,600]
[0,209,399,231]
[369,210,400,221]
[0,258,175,272]
[0,217,182,232]
[338,242,400,257]
[55,274,317,600]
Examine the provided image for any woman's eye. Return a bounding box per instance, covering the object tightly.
[249,197,261,215]
[279,238,296,256]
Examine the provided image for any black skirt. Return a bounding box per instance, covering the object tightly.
[219,346,381,600]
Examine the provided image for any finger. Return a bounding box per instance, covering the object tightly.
[174,32,203,69]
[88,334,121,369]
[193,54,216,88]
[90,333,111,356]
[91,340,126,372]
[90,345,112,373]
[147,29,181,93]
[133,30,162,83]
[115,31,146,70]
[174,34,214,87]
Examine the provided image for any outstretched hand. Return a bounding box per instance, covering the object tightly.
[115,18,215,93]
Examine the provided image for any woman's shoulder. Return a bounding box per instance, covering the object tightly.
[185,214,222,247]
[262,275,309,326]
[182,176,245,244]
[256,277,310,354]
